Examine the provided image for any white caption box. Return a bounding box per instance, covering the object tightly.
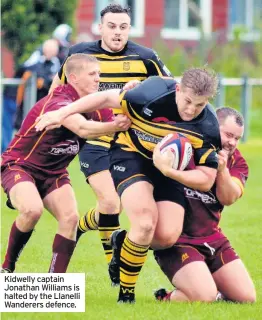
[0,273,85,312]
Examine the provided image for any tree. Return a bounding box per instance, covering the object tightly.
[1,0,77,66]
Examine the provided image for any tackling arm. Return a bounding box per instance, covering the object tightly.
[215,150,243,205]
[62,113,130,139]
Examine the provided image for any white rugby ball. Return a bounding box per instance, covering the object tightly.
[159,133,193,170]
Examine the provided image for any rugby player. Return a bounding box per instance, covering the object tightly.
[1,54,130,274]
[154,107,256,303]
[49,3,172,277]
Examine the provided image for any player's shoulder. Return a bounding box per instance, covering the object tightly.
[232,148,248,168]
[124,76,176,104]
[200,104,221,149]
[127,41,157,59]
[48,85,78,109]
[68,41,100,55]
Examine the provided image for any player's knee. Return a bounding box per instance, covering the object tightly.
[20,204,43,223]
[153,227,182,249]
[136,208,158,235]
[236,290,256,303]
[97,197,120,213]
[62,212,79,229]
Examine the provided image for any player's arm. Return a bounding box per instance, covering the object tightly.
[153,144,217,192]
[216,150,246,205]
[48,73,62,93]
[62,113,130,139]
[35,89,122,131]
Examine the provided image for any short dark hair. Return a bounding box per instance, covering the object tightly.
[181,67,218,98]
[100,3,131,20]
[216,107,244,127]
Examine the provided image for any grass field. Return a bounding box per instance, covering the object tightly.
[1,140,262,320]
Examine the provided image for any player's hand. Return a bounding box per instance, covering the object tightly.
[153,143,174,175]
[217,150,228,172]
[113,114,131,131]
[35,109,65,131]
[123,80,141,91]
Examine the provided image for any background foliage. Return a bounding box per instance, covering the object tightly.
[153,35,262,138]
[1,0,77,66]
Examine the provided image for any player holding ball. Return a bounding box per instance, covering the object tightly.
[35,67,221,304]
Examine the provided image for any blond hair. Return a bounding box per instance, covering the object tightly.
[64,53,98,78]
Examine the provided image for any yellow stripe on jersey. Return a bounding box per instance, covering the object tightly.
[61,64,66,84]
[92,54,139,60]
[99,60,147,74]
[87,140,111,148]
[100,77,147,82]
[231,177,244,196]
[199,148,215,164]
[113,108,124,115]
[148,59,163,76]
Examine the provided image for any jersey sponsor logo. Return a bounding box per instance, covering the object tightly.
[184,187,217,204]
[99,83,125,91]
[49,140,79,156]
[80,161,89,168]
[152,117,170,123]
[132,129,161,144]
[14,173,21,182]
[182,253,189,263]
[123,62,130,71]
[113,165,126,172]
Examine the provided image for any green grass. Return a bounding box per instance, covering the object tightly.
[1,141,262,319]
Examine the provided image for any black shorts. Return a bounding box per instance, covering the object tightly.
[79,143,110,180]
[109,144,186,207]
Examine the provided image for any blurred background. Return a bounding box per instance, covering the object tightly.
[1,0,262,151]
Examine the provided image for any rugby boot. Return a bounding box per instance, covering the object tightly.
[108,229,127,286]
[0,267,12,273]
[154,288,172,301]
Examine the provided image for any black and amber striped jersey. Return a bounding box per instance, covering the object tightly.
[117,76,221,169]
[58,40,171,147]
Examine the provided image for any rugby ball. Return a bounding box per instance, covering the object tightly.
[159,133,192,170]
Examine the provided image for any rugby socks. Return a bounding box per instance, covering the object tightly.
[119,236,149,303]
[76,208,98,242]
[2,221,33,272]
[98,213,120,264]
[49,234,76,273]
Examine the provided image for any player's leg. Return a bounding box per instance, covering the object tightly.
[109,147,158,302]
[212,247,256,303]
[88,170,121,264]
[154,245,217,302]
[117,180,158,303]
[43,180,79,273]
[77,144,121,265]
[151,201,184,249]
[151,172,186,249]
[1,166,43,272]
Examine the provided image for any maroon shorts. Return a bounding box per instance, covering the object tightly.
[154,235,239,282]
[1,163,71,208]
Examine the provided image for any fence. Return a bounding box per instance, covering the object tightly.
[1,73,37,117]
[1,75,262,142]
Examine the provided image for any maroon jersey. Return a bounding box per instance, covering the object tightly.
[180,148,248,239]
[1,84,113,175]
